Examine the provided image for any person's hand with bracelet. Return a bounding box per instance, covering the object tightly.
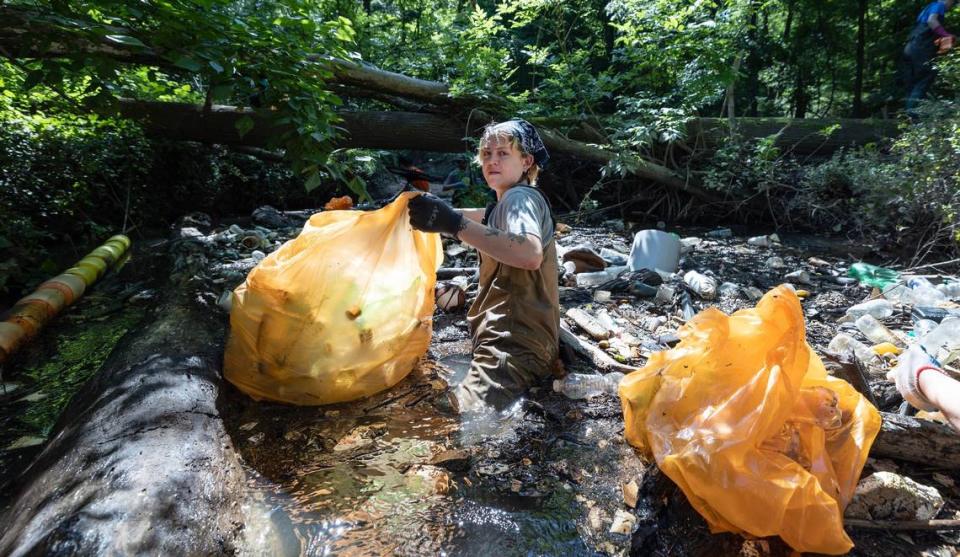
[887,344,960,431]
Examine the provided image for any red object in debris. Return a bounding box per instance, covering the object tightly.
[324,195,354,210]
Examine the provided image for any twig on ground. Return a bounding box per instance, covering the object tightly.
[845,519,960,531]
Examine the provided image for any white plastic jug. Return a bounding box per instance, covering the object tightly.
[629,230,680,273]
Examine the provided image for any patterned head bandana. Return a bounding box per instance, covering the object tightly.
[482,118,550,169]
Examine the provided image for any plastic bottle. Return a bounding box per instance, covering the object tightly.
[936,282,960,300]
[905,277,947,305]
[706,228,733,238]
[843,298,894,320]
[747,235,772,247]
[854,314,900,346]
[920,317,960,365]
[599,248,628,266]
[575,266,626,288]
[913,318,938,339]
[553,372,625,399]
[827,333,881,366]
[683,270,717,300]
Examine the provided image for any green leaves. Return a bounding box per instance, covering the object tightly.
[235,115,255,138]
[104,34,146,47]
[172,56,203,72]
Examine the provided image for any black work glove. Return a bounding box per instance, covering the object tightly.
[408,193,464,237]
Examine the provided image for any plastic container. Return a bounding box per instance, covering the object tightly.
[747,235,773,247]
[553,372,625,399]
[905,277,946,305]
[20,288,67,317]
[89,243,124,264]
[684,270,717,300]
[40,273,87,305]
[843,298,894,320]
[629,230,680,273]
[937,282,960,300]
[8,301,49,337]
[64,265,98,286]
[599,248,628,266]
[920,317,960,365]
[827,333,881,366]
[76,256,108,279]
[107,234,132,250]
[706,228,733,238]
[576,266,626,288]
[854,314,900,346]
[914,318,938,339]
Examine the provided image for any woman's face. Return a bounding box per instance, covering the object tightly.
[479,137,534,192]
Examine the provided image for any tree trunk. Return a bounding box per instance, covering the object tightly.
[743,0,762,117]
[872,412,960,469]
[0,241,250,555]
[686,117,898,156]
[852,0,868,117]
[113,99,724,202]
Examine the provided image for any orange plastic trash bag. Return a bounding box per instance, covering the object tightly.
[224,193,443,405]
[619,286,881,554]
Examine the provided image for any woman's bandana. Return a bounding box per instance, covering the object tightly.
[486,118,550,169]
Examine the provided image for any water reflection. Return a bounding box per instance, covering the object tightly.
[228,348,634,556]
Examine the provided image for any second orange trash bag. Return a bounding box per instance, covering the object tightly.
[224,193,443,405]
[619,286,881,554]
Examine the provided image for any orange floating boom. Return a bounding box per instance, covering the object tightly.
[0,234,131,363]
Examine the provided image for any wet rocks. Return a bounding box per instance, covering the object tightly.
[429,448,473,472]
[252,205,291,228]
[404,465,451,495]
[845,471,945,520]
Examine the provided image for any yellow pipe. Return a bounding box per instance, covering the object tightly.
[0,234,131,363]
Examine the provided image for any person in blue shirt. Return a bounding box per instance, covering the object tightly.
[903,0,955,116]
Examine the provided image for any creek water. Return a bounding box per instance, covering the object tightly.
[223,322,643,556]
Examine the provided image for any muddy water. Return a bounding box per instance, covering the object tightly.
[223,320,645,556]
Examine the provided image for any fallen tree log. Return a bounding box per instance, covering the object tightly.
[0,239,256,554]
[871,411,960,470]
[687,117,900,156]
[114,99,725,203]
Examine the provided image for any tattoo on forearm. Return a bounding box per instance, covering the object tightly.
[507,233,527,245]
[484,227,501,237]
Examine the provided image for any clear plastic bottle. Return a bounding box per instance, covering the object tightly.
[843,298,894,320]
[683,270,717,300]
[576,266,627,288]
[913,318,938,339]
[854,314,900,346]
[553,372,625,399]
[827,333,881,365]
[937,282,960,300]
[906,277,947,305]
[920,317,960,365]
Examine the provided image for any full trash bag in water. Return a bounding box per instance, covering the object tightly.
[224,193,442,405]
[619,286,881,554]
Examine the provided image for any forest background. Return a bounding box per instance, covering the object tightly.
[0,0,958,304]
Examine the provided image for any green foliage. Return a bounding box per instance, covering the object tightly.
[7,0,355,188]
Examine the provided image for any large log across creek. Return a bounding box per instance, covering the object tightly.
[0,237,263,555]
